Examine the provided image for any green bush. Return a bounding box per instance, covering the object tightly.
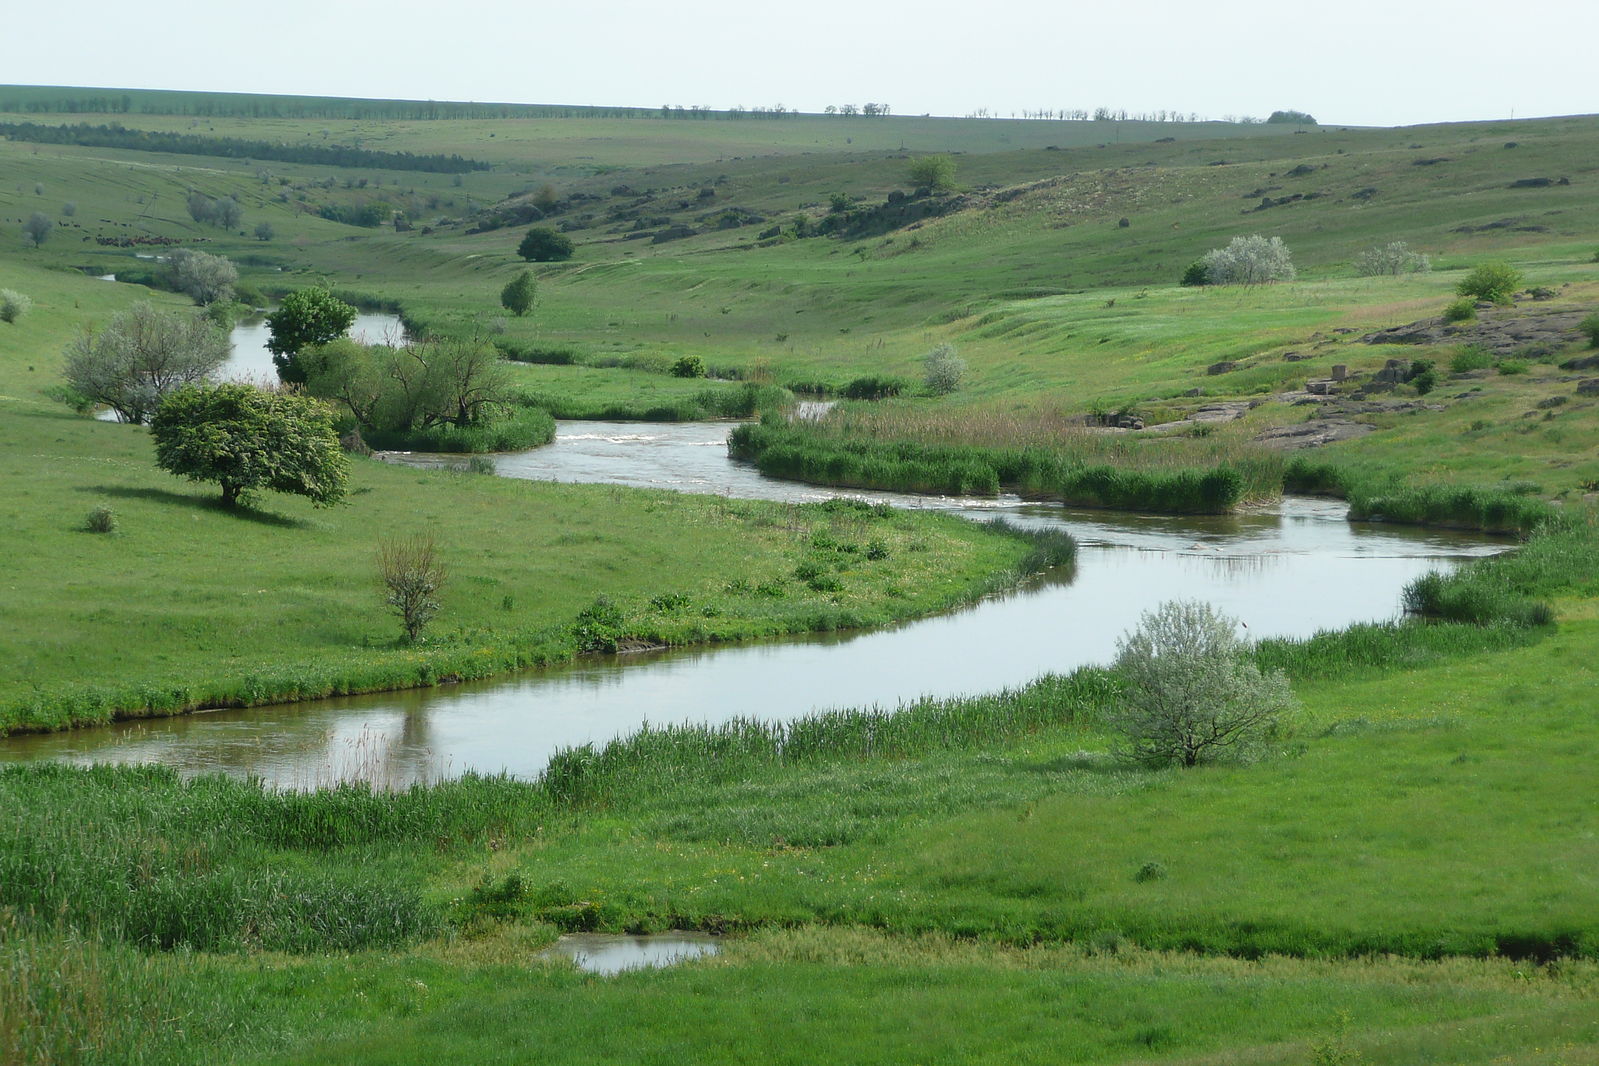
[84,506,117,534]
[1455,262,1523,304]
[1179,260,1209,287]
[1449,345,1493,373]
[1579,313,1599,349]
[1442,297,1478,323]
[670,354,707,378]
[842,376,906,400]
[517,226,575,262]
[1497,359,1530,376]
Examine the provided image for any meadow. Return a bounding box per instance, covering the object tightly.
[2,86,1598,1063]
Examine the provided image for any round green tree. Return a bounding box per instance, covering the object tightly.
[500,270,538,317]
[517,226,575,262]
[266,289,357,383]
[150,383,349,508]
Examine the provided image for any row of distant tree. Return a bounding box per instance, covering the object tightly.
[0,122,493,173]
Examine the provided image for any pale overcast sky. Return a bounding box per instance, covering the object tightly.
[8,0,1596,127]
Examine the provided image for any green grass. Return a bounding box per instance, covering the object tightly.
[7,89,1599,1065]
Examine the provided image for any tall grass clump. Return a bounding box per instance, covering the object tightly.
[731,417,1264,514]
[1401,511,1598,625]
[537,668,1118,805]
[1347,482,1552,534]
[363,402,555,452]
[0,765,552,953]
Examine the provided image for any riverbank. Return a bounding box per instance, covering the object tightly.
[0,397,1067,735]
[5,518,1598,1063]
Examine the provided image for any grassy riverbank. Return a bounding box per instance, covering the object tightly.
[4,517,1598,1063]
[0,265,1066,734]
[5,88,1599,1063]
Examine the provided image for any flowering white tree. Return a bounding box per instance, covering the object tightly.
[1200,235,1296,285]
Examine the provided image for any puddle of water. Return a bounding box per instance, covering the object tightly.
[543,933,720,975]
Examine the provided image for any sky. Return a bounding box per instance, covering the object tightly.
[7,0,1596,128]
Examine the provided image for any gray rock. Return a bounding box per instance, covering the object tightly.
[1577,379,1599,396]
[1206,361,1238,375]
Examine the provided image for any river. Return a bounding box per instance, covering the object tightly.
[0,421,1504,787]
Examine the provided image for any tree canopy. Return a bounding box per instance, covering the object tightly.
[500,270,537,317]
[517,226,575,262]
[266,289,357,383]
[150,383,348,507]
[63,302,228,424]
[907,154,956,192]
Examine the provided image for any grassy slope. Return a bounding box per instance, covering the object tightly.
[0,261,1035,731]
[5,92,1599,1065]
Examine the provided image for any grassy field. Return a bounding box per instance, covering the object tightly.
[4,86,1599,1064]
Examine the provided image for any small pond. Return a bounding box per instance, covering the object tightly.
[542,933,721,975]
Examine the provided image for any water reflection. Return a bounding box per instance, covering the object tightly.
[5,421,1506,786]
[543,933,720,975]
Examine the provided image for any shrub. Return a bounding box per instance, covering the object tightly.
[1110,600,1297,767]
[165,248,237,305]
[22,211,53,247]
[1450,345,1493,373]
[1353,241,1430,276]
[1198,235,1295,285]
[670,354,707,378]
[500,269,537,317]
[517,226,575,262]
[907,154,956,192]
[84,506,117,534]
[841,375,906,400]
[1443,297,1477,323]
[0,289,31,323]
[1455,261,1523,304]
[1496,359,1529,375]
[922,343,966,395]
[1406,359,1436,395]
[377,534,446,642]
[1179,260,1209,287]
[1579,313,1599,349]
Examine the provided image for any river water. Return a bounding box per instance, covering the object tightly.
[0,421,1504,787]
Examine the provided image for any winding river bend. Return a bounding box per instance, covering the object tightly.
[0,421,1505,786]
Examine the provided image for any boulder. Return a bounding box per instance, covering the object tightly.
[1577,379,1599,397]
[1207,361,1238,375]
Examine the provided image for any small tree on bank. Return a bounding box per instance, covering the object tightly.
[166,248,238,305]
[1110,600,1297,767]
[500,270,537,317]
[266,289,358,383]
[150,383,348,507]
[63,302,228,424]
[378,534,445,642]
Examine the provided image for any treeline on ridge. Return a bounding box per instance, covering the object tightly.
[0,121,493,173]
[0,85,653,121]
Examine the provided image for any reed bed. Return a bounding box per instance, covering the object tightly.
[727,402,1293,512]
